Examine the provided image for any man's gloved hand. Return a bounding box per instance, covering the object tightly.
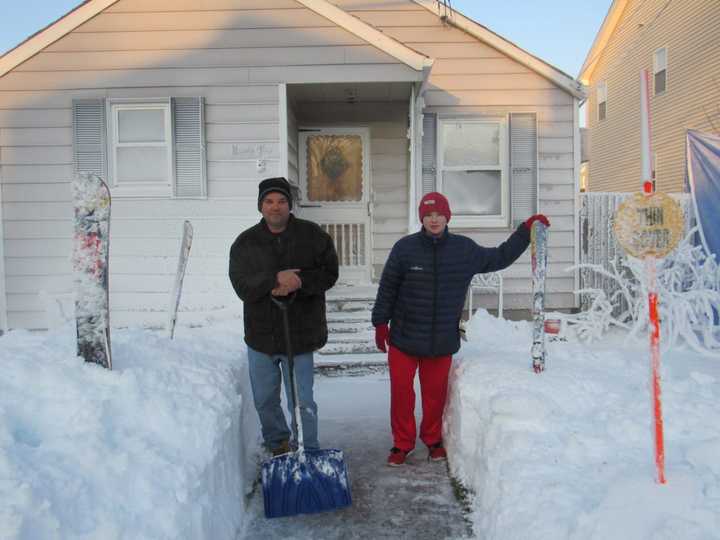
[374,324,389,353]
[524,214,550,230]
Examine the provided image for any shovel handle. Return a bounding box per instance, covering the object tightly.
[270,292,304,451]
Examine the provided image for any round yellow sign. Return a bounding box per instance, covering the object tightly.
[613,192,684,258]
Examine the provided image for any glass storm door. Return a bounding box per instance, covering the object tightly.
[298,127,371,283]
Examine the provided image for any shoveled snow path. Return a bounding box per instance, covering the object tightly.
[240,367,472,539]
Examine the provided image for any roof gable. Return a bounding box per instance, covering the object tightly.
[0,0,119,78]
[411,0,586,99]
[296,0,432,71]
[0,0,432,78]
[578,0,629,84]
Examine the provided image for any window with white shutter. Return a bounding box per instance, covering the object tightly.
[421,113,437,195]
[73,99,107,178]
[72,97,206,198]
[109,101,173,197]
[172,97,206,198]
[510,113,538,227]
[423,114,536,229]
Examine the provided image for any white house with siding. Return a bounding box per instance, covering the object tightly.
[0,0,586,332]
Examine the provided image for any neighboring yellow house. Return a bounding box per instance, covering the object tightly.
[579,0,720,192]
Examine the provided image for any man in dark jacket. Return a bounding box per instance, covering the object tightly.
[372,191,549,466]
[229,177,338,455]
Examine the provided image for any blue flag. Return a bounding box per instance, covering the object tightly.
[686,129,720,260]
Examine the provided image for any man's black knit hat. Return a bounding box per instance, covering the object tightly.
[257,177,293,211]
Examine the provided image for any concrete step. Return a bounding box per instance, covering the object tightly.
[319,341,380,355]
[326,284,378,302]
[327,311,372,323]
[326,332,374,344]
[315,352,387,368]
[323,287,376,356]
[326,300,375,313]
[328,321,374,334]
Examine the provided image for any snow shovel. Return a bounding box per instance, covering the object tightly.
[261,295,352,519]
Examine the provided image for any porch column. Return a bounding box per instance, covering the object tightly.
[408,86,425,234]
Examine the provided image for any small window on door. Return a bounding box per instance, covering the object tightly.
[654,47,667,95]
[109,102,173,196]
[597,81,607,121]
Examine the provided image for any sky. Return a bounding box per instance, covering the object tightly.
[0,0,611,78]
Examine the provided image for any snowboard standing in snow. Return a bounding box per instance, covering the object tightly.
[530,221,548,373]
[167,220,193,339]
[72,173,112,369]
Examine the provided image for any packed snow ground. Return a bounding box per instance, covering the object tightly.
[241,369,471,539]
[448,310,720,539]
[1,311,719,539]
[0,322,261,540]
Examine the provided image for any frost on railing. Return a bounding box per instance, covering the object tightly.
[466,272,503,318]
[579,193,694,312]
[565,227,720,356]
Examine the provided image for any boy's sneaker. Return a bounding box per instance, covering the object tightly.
[428,442,447,462]
[271,440,291,457]
[387,447,414,466]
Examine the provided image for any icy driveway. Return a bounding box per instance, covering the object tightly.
[240,367,472,539]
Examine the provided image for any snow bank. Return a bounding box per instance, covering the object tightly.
[445,309,720,539]
[0,322,260,540]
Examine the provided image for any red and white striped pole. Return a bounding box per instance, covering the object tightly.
[641,69,666,484]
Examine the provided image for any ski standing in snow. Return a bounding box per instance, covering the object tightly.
[167,220,193,339]
[530,221,549,373]
[72,173,112,369]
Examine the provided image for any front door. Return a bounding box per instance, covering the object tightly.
[298,127,372,283]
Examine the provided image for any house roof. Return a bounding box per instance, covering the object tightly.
[0,0,118,78]
[1,0,586,99]
[296,0,433,71]
[578,0,629,84]
[411,0,587,99]
[0,0,433,79]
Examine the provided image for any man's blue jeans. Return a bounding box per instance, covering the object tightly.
[247,346,319,450]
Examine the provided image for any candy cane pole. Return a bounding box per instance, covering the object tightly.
[641,69,666,484]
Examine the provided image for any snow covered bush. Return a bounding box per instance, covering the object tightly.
[565,228,720,356]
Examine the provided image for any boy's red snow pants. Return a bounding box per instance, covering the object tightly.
[388,345,452,451]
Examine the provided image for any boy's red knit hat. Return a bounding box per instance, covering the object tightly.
[418,192,451,223]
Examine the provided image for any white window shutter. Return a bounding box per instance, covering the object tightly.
[510,113,538,227]
[72,99,107,178]
[172,97,206,198]
[421,113,437,195]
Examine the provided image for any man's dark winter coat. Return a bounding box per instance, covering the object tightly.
[229,214,339,355]
[372,224,530,357]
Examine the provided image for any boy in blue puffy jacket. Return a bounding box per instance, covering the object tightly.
[372,192,548,465]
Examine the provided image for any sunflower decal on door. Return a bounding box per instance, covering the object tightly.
[306,135,363,202]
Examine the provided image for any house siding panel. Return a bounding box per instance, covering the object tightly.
[0,0,582,328]
[0,0,425,329]
[585,0,720,193]
[340,0,578,310]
